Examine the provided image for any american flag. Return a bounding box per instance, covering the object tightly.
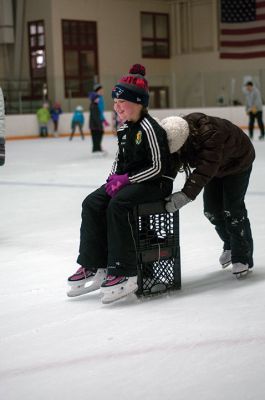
[220,0,265,59]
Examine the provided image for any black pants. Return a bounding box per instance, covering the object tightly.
[39,125,48,137]
[203,167,253,267]
[53,120,58,132]
[77,179,173,276]
[249,111,264,139]
[91,130,103,152]
[70,122,84,140]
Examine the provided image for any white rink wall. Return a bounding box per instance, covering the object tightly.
[5,106,257,138]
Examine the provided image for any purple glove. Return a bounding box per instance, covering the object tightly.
[105,173,130,197]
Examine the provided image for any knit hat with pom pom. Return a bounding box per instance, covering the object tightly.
[159,116,189,153]
[112,64,149,107]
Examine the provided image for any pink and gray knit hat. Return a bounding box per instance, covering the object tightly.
[112,64,149,107]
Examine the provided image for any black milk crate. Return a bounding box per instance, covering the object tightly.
[134,201,181,296]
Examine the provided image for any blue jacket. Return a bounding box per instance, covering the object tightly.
[97,95,105,122]
[50,107,62,122]
[72,110,84,125]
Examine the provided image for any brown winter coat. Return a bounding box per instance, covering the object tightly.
[180,112,255,200]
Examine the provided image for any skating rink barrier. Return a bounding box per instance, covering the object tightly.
[5,105,260,139]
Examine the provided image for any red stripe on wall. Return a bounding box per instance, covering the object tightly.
[220,39,265,47]
[220,51,265,59]
[221,26,265,35]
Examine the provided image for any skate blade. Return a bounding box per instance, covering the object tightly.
[68,278,92,287]
[150,283,167,294]
[67,282,101,297]
[101,285,138,304]
[222,260,232,269]
[234,270,249,279]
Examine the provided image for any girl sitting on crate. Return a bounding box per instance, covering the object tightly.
[67,64,176,304]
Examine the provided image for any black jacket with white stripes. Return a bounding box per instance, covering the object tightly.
[110,114,176,183]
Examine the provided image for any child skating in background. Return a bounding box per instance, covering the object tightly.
[36,103,50,137]
[89,92,104,155]
[69,105,85,140]
[93,83,109,129]
[50,102,62,137]
[67,64,176,304]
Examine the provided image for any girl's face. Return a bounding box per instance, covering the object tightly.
[113,99,142,123]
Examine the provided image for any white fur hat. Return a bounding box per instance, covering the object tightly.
[159,116,189,153]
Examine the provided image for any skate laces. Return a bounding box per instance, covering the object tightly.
[79,267,94,279]
[69,267,94,281]
[104,275,127,286]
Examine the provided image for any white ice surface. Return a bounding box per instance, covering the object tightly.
[1,133,265,400]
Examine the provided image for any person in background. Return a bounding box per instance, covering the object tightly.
[50,102,62,137]
[89,92,104,155]
[93,83,110,129]
[162,113,255,278]
[244,81,264,140]
[36,103,50,137]
[0,87,5,166]
[69,105,85,140]
[67,64,175,304]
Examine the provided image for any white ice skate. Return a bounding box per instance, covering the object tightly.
[232,263,249,279]
[101,275,138,304]
[91,150,108,158]
[219,249,232,268]
[67,268,107,297]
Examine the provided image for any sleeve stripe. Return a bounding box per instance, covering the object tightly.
[129,117,161,183]
[110,149,119,174]
[109,123,128,175]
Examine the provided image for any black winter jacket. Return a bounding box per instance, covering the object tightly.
[181,113,255,200]
[110,114,176,183]
[89,102,103,131]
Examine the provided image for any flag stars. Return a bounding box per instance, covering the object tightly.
[221,0,256,23]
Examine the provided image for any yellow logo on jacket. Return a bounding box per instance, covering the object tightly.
[135,131,142,145]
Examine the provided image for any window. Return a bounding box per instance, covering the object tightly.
[141,12,170,58]
[149,86,169,109]
[28,20,47,98]
[62,20,98,98]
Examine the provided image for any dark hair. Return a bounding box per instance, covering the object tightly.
[178,145,191,178]
[245,81,253,86]
[140,107,148,118]
[94,84,102,92]
[177,118,200,179]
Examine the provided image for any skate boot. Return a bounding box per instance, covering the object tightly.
[232,263,249,279]
[219,249,232,268]
[67,267,107,297]
[101,275,138,304]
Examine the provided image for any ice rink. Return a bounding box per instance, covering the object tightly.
[1,131,265,400]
